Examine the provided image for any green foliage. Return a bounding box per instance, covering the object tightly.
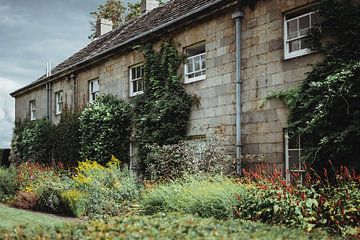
[70,159,141,218]
[52,110,81,168]
[60,189,87,217]
[279,0,360,170]
[141,175,244,219]
[0,166,18,201]
[11,119,53,164]
[238,167,360,236]
[0,213,330,240]
[79,95,132,164]
[132,42,193,173]
[146,140,234,180]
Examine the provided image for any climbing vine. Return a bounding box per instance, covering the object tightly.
[131,41,194,174]
[279,0,360,171]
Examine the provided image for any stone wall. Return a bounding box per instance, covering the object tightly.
[240,0,321,169]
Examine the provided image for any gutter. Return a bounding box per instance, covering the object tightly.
[232,9,244,176]
[10,0,239,97]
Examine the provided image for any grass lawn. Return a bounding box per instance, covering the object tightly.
[0,204,74,230]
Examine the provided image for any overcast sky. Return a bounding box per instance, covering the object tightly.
[0,0,134,148]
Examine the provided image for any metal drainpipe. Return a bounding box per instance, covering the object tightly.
[48,82,53,122]
[232,9,244,176]
[70,73,77,110]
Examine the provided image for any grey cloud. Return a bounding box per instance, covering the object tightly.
[0,0,134,148]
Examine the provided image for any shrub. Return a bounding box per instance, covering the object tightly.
[16,162,60,194]
[0,213,330,240]
[52,110,81,168]
[141,175,245,219]
[11,191,39,210]
[60,189,87,217]
[238,165,360,236]
[36,175,73,214]
[146,140,234,180]
[79,95,132,164]
[71,158,141,218]
[0,166,18,201]
[14,119,53,164]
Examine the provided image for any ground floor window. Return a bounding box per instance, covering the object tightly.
[284,129,305,183]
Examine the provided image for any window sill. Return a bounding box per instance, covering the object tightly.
[130,91,144,97]
[184,75,206,84]
[284,49,314,60]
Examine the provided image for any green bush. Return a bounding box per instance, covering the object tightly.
[60,189,87,217]
[12,119,53,164]
[0,213,329,240]
[79,95,132,164]
[238,167,360,236]
[71,159,141,218]
[0,166,18,201]
[141,175,245,219]
[146,140,234,180]
[52,110,81,168]
[36,175,74,214]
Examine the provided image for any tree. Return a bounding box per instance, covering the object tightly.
[280,0,360,172]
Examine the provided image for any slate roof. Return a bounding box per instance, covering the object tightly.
[11,0,237,96]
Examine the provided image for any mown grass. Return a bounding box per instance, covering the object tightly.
[0,204,73,230]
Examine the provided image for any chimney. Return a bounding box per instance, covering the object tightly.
[96,18,113,37]
[141,0,159,14]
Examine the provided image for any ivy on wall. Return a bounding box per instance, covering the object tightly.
[278,0,360,171]
[131,41,194,173]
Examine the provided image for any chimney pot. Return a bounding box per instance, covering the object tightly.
[96,18,113,37]
[141,0,159,14]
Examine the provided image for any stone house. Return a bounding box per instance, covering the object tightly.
[11,0,321,179]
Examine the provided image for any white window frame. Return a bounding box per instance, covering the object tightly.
[284,11,317,59]
[129,64,144,97]
[29,100,36,121]
[55,91,63,115]
[89,79,99,103]
[184,51,206,84]
[285,129,305,183]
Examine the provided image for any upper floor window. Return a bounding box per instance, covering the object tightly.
[55,91,63,115]
[129,64,144,97]
[29,100,36,121]
[284,10,320,59]
[89,79,99,103]
[184,43,206,84]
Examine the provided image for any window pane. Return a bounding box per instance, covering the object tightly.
[299,38,309,50]
[287,19,298,39]
[187,59,193,73]
[93,81,99,92]
[299,15,310,30]
[201,55,206,70]
[289,40,300,52]
[139,79,144,92]
[133,81,138,92]
[194,56,200,71]
[132,68,136,80]
[136,67,141,78]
